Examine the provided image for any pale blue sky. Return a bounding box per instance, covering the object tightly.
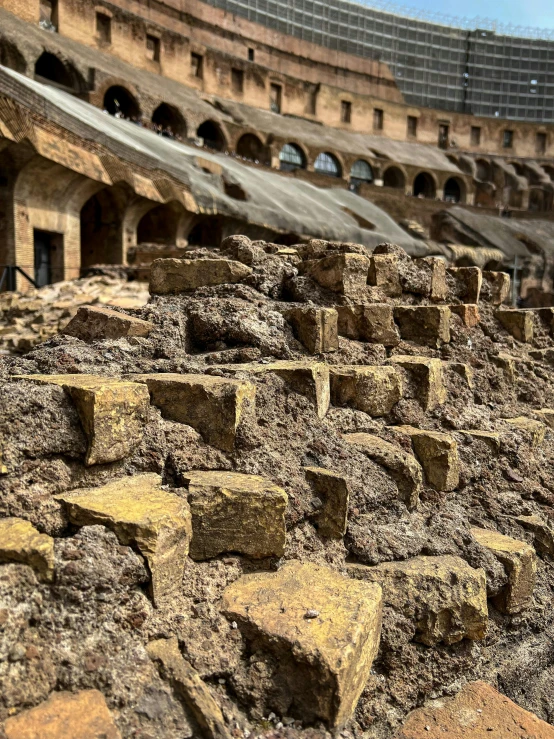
[398,0,554,29]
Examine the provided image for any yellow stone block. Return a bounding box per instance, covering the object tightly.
[181,470,287,560]
[130,373,255,452]
[348,555,487,645]
[0,518,54,581]
[495,309,534,343]
[149,258,252,294]
[505,417,546,448]
[390,426,459,492]
[386,356,446,411]
[213,361,330,418]
[56,474,191,605]
[459,430,501,453]
[471,527,537,614]
[304,467,349,539]
[17,375,149,466]
[221,560,382,728]
[330,365,403,417]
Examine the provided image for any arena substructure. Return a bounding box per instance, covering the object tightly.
[2,239,554,737]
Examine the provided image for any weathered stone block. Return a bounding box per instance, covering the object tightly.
[530,348,554,366]
[391,427,459,492]
[0,518,54,582]
[56,474,191,605]
[131,373,255,452]
[387,356,446,411]
[447,361,474,390]
[63,305,153,342]
[400,257,447,301]
[495,309,534,342]
[516,515,554,557]
[348,555,487,645]
[394,306,451,348]
[471,527,537,614]
[303,253,370,297]
[447,266,482,303]
[505,416,546,448]
[395,681,554,739]
[460,430,501,453]
[147,638,231,739]
[336,304,400,346]
[367,253,401,296]
[344,433,421,509]
[214,361,330,418]
[149,258,252,294]
[221,561,383,728]
[491,352,517,383]
[482,271,511,304]
[18,375,149,466]
[450,303,480,327]
[304,467,349,538]
[284,306,338,354]
[330,365,403,417]
[4,689,122,739]
[181,470,287,560]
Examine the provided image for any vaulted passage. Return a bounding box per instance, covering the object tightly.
[34,52,83,93]
[137,202,183,244]
[413,171,436,198]
[383,166,406,189]
[80,188,126,269]
[151,104,187,138]
[236,134,270,165]
[197,121,226,151]
[103,86,141,120]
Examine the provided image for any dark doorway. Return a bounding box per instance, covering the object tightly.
[236,133,269,164]
[0,41,26,74]
[196,121,226,151]
[34,52,78,91]
[413,172,436,198]
[34,229,62,287]
[80,189,123,269]
[187,217,223,248]
[443,177,464,203]
[383,166,406,190]
[151,104,187,138]
[103,86,141,120]
[137,202,182,244]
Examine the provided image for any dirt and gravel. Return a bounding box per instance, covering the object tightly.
[1,237,554,738]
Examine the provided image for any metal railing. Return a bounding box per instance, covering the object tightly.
[0,266,38,292]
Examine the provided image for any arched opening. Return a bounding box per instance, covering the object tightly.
[236,133,269,165]
[137,202,183,244]
[413,172,436,199]
[542,164,554,181]
[314,152,342,178]
[383,166,406,190]
[529,188,552,212]
[187,216,224,248]
[443,177,465,204]
[151,103,187,139]
[197,121,226,152]
[103,86,141,120]
[279,143,306,172]
[0,40,26,74]
[34,52,80,92]
[80,188,126,270]
[349,159,373,192]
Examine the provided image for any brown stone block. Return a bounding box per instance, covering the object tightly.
[149,258,252,294]
[505,416,546,448]
[450,303,480,327]
[336,303,400,346]
[181,470,287,560]
[304,467,349,538]
[390,426,459,491]
[394,305,451,348]
[447,266,482,303]
[495,309,534,342]
[367,254,401,296]
[221,561,383,728]
[395,681,554,739]
[284,306,338,354]
[387,355,446,411]
[482,271,511,304]
[63,305,153,341]
[400,257,447,300]
[303,253,370,297]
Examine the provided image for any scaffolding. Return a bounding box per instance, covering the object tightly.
[204,0,554,121]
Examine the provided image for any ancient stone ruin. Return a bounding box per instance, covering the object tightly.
[2,237,554,737]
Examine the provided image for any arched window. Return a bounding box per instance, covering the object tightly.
[103,86,141,120]
[279,143,306,172]
[383,166,406,190]
[236,133,269,164]
[196,121,226,151]
[34,52,79,91]
[314,152,341,178]
[413,171,436,199]
[350,159,373,191]
[151,103,187,138]
[444,177,465,204]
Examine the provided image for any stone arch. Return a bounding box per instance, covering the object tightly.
[349,159,373,192]
[382,165,406,190]
[413,171,437,198]
[443,176,466,204]
[542,164,554,181]
[103,86,141,120]
[314,151,342,178]
[0,39,27,74]
[236,133,270,165]
[80,185,132,269]
[196,120,227,152]
[34,51,85,93]
[151,103,187,138]
[137,201,185,244]
[279,142,307,172]
[475,158,492,182]
[186,216,224,247]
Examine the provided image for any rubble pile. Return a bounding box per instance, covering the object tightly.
[0,275,149,354]
[2,236,554,738]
